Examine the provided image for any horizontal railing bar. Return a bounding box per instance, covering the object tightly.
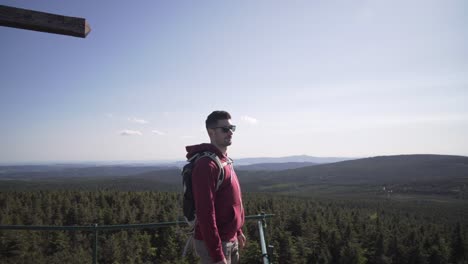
[246,214,274,220]
[0,214,274,231]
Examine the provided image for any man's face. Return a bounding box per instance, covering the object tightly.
[209,119,235,147]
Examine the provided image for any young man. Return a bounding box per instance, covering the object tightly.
[185,111,246,264]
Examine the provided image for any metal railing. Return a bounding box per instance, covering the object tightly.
[0,213,274,264]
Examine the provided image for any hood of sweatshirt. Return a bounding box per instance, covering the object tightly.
[185,143,226,160]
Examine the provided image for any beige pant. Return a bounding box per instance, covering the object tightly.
[194,239,239,264]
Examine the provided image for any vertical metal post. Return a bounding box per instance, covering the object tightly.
[93,223,98,264]
[257,214,269,264]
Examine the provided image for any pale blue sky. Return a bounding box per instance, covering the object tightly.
[1,0,467,163]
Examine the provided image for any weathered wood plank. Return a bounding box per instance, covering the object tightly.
[0,5,90,38]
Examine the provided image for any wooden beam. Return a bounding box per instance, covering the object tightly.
[0,5,90,38]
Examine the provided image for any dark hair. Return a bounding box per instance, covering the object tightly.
[206,110,231,128]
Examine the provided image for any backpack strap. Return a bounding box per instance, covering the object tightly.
[192,151,230,191]
[202,152,225,191]
[221,157,233,186]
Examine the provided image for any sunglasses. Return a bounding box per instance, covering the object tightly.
[211,125,236,133]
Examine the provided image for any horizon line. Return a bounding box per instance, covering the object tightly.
[1,153,468,166]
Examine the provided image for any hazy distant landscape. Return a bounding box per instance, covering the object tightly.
[1,154,467,201]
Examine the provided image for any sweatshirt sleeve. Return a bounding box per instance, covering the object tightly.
[192,157,225,262]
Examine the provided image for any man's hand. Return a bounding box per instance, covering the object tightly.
[214,258,227,264]
[238,233,247,249]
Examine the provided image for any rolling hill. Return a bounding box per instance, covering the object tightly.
[260,154,468,182]
[238,154,468,197]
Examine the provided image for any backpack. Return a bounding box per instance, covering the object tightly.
[181,151,232,226]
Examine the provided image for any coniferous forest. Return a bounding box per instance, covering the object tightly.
[0,190,467,264]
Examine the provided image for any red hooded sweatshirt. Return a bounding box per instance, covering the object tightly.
[186,143,245,262]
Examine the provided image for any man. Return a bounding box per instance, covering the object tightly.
[185,110,246,264]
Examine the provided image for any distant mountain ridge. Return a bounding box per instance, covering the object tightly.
[236,162,318,171]
[233,155,353,165]
[0,165,177,180]
[0,154,344,179]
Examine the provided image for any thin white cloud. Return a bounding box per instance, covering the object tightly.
[119,130,143,136]
[241,115,258,125]
[106,113,114,119]
[128,117,149,124]
[372,114,468,126]
[152,130,166,136]
[305,113,468,133]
